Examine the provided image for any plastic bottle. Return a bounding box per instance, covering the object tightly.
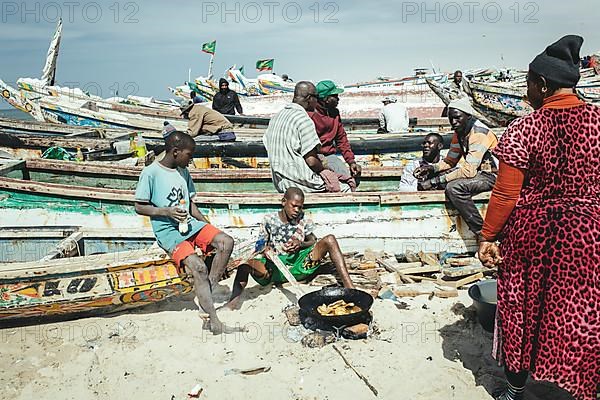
[129,134,136,154]
[135,132,147,158]
[178,199,189,234]
[75,147,84,162]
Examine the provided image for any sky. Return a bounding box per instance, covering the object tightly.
[0,0,598,103]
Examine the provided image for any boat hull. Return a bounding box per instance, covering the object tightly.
[0,244,193,323]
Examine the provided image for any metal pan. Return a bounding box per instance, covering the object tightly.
[298,287,374,330]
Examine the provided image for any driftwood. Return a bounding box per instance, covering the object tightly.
[333,345,379,397]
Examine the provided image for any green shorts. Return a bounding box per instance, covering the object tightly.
[252,245,320,286]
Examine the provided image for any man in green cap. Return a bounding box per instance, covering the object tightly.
[309,80,362,180]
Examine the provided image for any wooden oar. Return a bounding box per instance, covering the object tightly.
[264,248,307,299]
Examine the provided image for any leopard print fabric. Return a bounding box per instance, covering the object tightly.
[493,103,600,400]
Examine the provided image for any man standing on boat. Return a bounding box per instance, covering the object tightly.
[449,70,471,99]
[378,96,410,133]
[309,80,362,181]
[186,104,236,140]
[263,81,355,193]
[414,97,498,235]
[212,78,243,115]
[398,132,445,192]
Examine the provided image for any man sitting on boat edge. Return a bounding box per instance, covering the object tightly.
[222,187,354,310]
[398,132,445,192]
[186,104,236,141]
[263,81,356,193]
[414,97,498,235]
[308,80,362,183]
[134,131,240,335]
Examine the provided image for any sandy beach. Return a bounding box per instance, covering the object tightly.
[0,277,574,400]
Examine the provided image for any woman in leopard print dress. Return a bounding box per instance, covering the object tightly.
[479,35,599,400]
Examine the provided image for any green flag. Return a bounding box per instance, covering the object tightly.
[201,40,216,55]
[256,59,274,71]
[239,65,245,75]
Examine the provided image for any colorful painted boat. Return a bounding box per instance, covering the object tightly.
[467,81,532,127]
[0,159,489,256]
[0,224,258,323]
[428,69,600,128]
[0,226,192,322]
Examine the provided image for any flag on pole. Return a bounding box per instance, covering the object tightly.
[201,40,216,55]
[256,59,274,71]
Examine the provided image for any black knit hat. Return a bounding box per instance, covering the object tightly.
[529,35,583,87]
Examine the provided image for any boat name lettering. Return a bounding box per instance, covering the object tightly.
[42,277,98,297]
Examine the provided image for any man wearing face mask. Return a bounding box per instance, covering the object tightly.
[212,78,243,115]
[309,80,362,180]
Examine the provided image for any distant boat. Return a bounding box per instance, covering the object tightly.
[427,67,600,127]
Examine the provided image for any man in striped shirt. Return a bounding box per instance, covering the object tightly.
[415,97,498,234]
[264,81,351,193]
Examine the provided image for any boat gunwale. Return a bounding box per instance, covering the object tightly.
[0,174,490,206]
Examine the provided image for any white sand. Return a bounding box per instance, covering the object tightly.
[0,278,573,400]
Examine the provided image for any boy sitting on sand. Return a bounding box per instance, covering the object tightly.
[223,187,354,310]
[134,131,237,334]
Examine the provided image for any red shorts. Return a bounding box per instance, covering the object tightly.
[172,224,222,267]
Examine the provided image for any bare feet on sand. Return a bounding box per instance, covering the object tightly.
[217,300,242,312]
[201,316,246,335]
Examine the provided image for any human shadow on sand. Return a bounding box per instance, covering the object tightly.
[439,302,575,400]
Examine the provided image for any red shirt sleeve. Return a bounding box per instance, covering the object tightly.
[334,115,355,164]
[480,161,526,241]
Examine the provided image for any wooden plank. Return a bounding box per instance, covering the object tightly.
[0,117,130,137]
[0,226,79,239]
[0,160,25,176]
[193,192,383,205]
[0,247,169,279]
[0,132,113,151]
[397,264,441,275]
[0,176,136,203]
[437,272,484,288]
[380,191,490,205]
[25,158,406,179]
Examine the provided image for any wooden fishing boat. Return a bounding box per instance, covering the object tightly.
[0,159,489,256]
[0,225,256,323]
[0,226,192,322]
[0,126,456,165]
[429,70,600,128]
[425,78,498,127]
[467,81,532,127]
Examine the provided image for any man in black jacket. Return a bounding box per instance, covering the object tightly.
[212,78,243,115]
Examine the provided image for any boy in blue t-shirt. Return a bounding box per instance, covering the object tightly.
[134,131,236,334]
